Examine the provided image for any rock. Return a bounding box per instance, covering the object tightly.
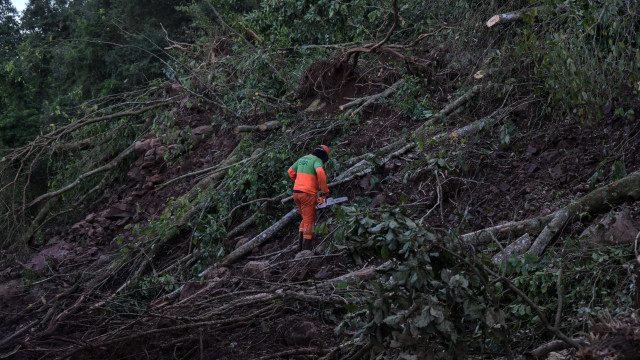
[359,174,374,191]
[304,98,326,112]
[313,242,328,255]
[95,255,112,267]
[539,149,561,164]
[368,193,387,209]
[295,250,313,259]
[134,139,152,155]
[0,279,23,305]
[283,321,319,346]
[103,206,134,220]
[155,146,167,160]
[243,261,268,277]
[26,241,74,273]
[547,351,568,360]
[551,164,564,179]
[192,125,213,143]
[148,174,163,184]
[525,145,538,157]
[127,168,145,182]
[202,267,228,281]
[499,182,510,192]
[581,211,640,244]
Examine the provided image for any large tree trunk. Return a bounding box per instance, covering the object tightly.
[527,210,569,257]
[220,207,300,267]
[461,170,640,246]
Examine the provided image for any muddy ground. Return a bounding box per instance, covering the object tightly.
[1,58,640,359]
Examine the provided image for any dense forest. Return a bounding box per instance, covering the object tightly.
[1,0,640,359]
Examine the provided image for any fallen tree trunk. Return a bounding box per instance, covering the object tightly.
[486,5,570,28]
[26,143,135,210]
[346,83,487,167]
[527,210,569,257]
[159,147,260,190]
[339,79,404,116]
[460,215,554,246]
[234,120,280,134]
[491,233,532,265]
[461,169,640,246]
[220,207,299,267]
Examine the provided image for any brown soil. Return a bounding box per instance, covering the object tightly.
[1,56,640,359]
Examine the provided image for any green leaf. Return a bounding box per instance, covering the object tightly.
[383,314,403,327]
[524,253,539,264]
[381,244,391,260]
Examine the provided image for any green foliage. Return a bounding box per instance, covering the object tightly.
[334,205,504,357]
[518,0,640,120]
[0,0,194,148]
[498,121,516,149]
[0,109,40,148]
[333,205,636,356]
[243,0,374,47]
[395,75,432,119]
[126,273,180,301]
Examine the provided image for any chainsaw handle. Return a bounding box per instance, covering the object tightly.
[317,196,326,204]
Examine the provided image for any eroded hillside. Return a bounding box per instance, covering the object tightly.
[1,1,640,359]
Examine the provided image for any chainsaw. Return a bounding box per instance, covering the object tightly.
[316,196,348,209]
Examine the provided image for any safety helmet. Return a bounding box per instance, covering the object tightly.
[319,145,330,156]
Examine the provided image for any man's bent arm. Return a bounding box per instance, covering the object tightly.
[316,167,329,194]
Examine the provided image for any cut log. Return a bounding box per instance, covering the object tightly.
[219,207,300,267]
[234,120,280,134]
[461,215,556,246]
[527,210,569,257]
[340,79,404,116]
[486,5,570,28]
[346,83,488,167]
[461,169,640,246]
[491,233,532,265]
[486,11,523,28]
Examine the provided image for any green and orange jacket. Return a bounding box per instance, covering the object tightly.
[288,154,329,195]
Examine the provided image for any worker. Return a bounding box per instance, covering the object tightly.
[287,145,330,251]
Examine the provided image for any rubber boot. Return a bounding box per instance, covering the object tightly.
[297,232,304,251]
[301,236,312,251]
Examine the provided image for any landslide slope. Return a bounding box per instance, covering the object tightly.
[1,1,640,359]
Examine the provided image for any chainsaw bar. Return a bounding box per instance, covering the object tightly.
[316,196,348,209]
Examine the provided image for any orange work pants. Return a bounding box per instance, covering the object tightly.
[293,192,317,240]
